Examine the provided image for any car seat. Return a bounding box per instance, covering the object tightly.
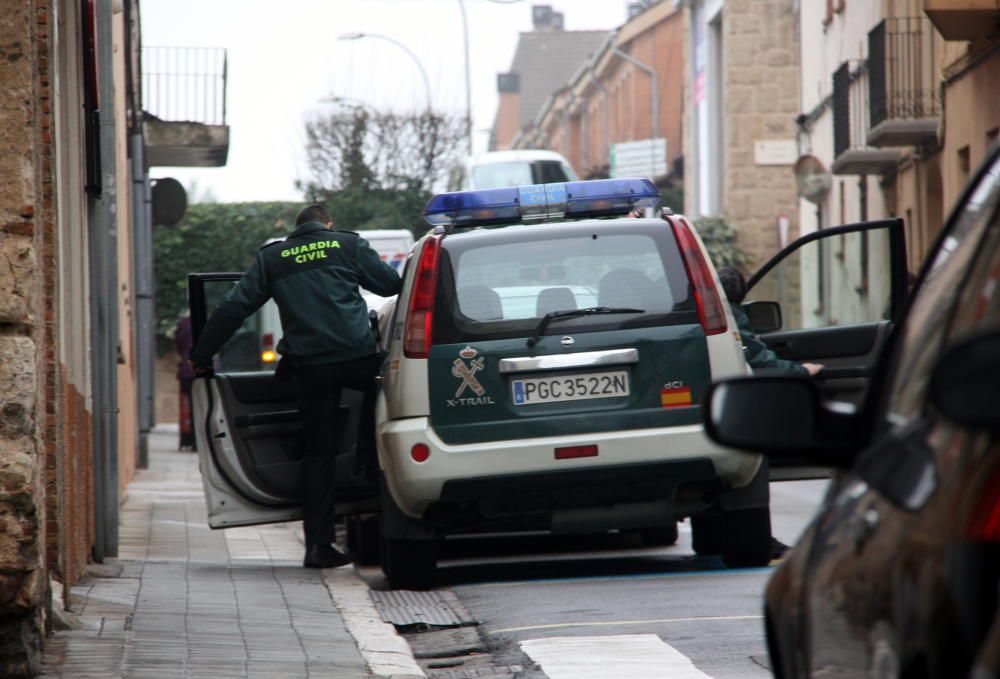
[458,285,504,321]
[536,287,579,317]
[598,269,654,310]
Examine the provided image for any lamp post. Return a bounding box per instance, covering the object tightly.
[456,0,473,156]
[337,32,433,112]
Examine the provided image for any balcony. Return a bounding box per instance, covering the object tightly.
[142,47,230,167]
[867,17,940,148]
[923,0,1000,41]
[832,61,901,176]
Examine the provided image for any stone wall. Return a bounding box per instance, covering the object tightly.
[723,0,801,273]
[0,0,48,672]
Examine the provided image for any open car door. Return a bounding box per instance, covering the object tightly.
[188,273,378,529]
[744,218,908,479]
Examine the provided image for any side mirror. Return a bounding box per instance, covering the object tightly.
[929,329,1000,431]
[705,377,821,453]
[744,300,782,333]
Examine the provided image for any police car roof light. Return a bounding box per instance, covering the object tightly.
[422,178,660,228]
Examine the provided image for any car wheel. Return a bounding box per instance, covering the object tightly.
[639,522,679,547]
[381,535,437,590]
[691,514,724,555]
[347,515,381,566]
[721,506,772,568]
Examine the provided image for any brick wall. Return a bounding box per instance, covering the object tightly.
[537,7,685,181]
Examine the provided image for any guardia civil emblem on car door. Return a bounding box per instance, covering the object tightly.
[448,346,495,407]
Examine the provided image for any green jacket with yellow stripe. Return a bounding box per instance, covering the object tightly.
[191,222,403,368]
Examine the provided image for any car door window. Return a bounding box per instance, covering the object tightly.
[200,278,279,373]
[745,226,895,331]
[886,157,1000,423]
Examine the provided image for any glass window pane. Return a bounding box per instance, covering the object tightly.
[200,280,278,373]
[472,162,534,188]
[746,228,893,331]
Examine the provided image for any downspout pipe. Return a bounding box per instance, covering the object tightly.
[90,0,120,560]
[612,46,659,140]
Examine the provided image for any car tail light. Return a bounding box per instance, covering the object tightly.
[411,443,430,462]
[403,236,442,358]
[555,445,598,460]
[967,466,1000,542]
[669,217,728,336]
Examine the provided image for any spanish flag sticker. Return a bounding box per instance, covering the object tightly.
[660,386,693,408]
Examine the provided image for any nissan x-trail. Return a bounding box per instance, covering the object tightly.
[187,178,908,589]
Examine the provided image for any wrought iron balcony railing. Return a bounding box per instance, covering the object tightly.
[867,17,940,148]
[142,47,227,125]
[832,60,901,176]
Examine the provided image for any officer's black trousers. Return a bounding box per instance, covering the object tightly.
[295,354,379,547]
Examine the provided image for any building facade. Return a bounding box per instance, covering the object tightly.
[519,1,686,184]
[684,0,802,272]
[490,4,608,155]
[794,0,1000,329]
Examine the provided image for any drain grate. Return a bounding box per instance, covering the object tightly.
[370,589,478,628]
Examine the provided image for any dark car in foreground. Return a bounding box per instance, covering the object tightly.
[705,143,1000,678]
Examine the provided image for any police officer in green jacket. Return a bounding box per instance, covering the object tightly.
[190,204,402,568]
[717,266,823,377]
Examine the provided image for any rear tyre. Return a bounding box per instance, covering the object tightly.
[347,515,381,566]
[691,514,724,555]
[381,536,437,590]
[639,521,679,547]
[721,507,772,568]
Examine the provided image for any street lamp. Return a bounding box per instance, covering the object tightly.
[456,0,473,156]
[456,0,526,156]
[337,32,433,113]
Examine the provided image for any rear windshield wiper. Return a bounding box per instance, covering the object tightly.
[527,307,644,347]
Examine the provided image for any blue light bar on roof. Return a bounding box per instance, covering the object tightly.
[422,178,660,228]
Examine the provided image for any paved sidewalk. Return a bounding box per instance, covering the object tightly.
[41,425,372,678]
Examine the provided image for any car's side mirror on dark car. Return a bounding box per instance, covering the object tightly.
[705,377,857,466]
[929,329,1000,432]
[744,301,782,333]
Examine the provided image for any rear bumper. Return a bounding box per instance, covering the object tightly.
[377,416,762,519]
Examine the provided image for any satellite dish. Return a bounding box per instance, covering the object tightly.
[794,155,832,205]
[151,177,188,226]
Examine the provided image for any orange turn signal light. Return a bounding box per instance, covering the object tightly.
[261,350,278,363]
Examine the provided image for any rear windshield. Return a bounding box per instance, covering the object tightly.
[434,221,698,343]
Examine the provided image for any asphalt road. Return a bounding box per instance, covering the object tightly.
[421,479,831,678]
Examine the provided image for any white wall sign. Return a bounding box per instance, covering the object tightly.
[754,139,798,166]
[610,138,669,179]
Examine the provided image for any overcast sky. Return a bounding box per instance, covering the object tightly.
[141,0,629,203]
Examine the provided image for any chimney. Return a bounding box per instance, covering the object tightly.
[532,5,554,31]
[552,12,564,30]
[627,2,644,20]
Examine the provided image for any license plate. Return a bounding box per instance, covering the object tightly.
[511,370,630,405]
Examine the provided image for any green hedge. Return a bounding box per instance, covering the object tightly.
[154,202,299,338]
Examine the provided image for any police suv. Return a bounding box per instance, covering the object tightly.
[188,178,907,589]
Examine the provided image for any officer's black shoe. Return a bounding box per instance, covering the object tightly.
[770,536,791,559]
[303,544,354,569]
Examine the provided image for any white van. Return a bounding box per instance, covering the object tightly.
[465,149,578,189]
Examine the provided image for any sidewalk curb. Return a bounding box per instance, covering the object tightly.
[324,568,427,678]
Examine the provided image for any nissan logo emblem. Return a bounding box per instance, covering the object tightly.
[560,336,575,347]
